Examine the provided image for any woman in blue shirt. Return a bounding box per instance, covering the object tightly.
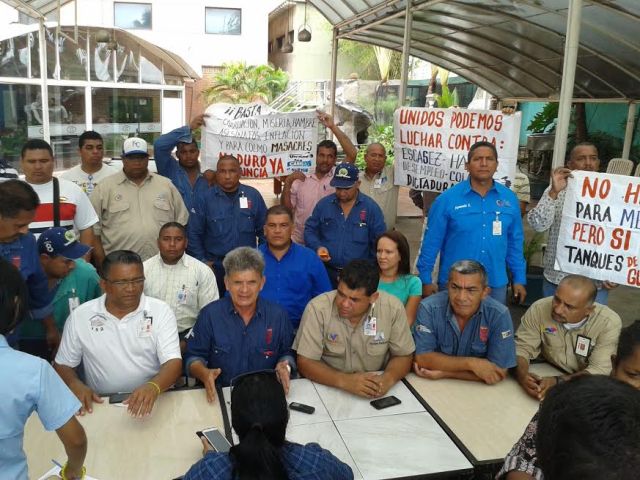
[184,371,353,480]
[0,258,87,480]
[376,231,422,326]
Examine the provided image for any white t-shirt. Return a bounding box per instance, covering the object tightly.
[28,178,99,239]
[55,294,181,394]
[60,163,120,195]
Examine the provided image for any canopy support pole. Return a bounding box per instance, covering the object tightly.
[399,0,413,106]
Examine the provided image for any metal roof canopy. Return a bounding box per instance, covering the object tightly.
[2,0,75,18]
[310,0,640,102]
[310,0,640,164]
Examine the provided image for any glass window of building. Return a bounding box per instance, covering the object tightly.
[92,88,161,158]
[205,8,241,35]
[114,2,152,30]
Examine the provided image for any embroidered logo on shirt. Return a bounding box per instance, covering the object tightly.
[479,326,489,343]
[544,326,558,334]
[501,330,512,339]
[415,325,431,334]
[359,210,367,227]
[90,314,106,332]
[454,203,471,210]
[372,331,386,344]
[327,333,339,343]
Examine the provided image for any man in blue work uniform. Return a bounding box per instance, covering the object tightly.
[0,180,54,351]
[304,162,386,287]
[153,114,211,213]
[184,247,295,402]
[413,260,516,384]
[188,155,267,294]
[417,141,526,305]
[259,205,331,329]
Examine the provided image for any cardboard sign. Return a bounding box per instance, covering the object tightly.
[201,103,318,178]
[393,107,521,192]
[555,171,640,288]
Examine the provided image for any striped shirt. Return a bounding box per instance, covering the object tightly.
[27,178,98,239]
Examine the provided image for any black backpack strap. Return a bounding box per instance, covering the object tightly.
[52,176,61,227]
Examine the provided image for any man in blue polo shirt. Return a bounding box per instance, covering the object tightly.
[413,260,516,384]
[304,162,386,287]
[188,154,267,294]
[417,141,526,305]
[153,114,211,213]
[185,247,295,402]
[0,180,54,350]
[259,205,331,329]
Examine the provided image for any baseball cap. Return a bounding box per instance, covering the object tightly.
[122,137,149,157]
[37,227,91,259]
[330,162,360,189]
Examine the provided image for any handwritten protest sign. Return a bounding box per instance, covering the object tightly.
[393,107,521,192]
[555,171,640,288]
[201,103,318,178]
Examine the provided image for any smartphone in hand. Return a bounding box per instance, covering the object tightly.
[196,427,231,452]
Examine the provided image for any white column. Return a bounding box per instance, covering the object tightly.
[329,27,338,119]
[38,19,51,143]
[622,102,637,159]
[551,0,583,169]
[399,1,413,106]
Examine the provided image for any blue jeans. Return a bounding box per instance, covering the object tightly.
[489,286,508,305]
[543,278,609,304]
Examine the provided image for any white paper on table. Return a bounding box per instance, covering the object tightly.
[37,465,100,480]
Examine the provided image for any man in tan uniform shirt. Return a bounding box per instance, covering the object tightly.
[90,137,189,261]
[294,259,414,398]
[515,274,622,400]
[358,143,399,230]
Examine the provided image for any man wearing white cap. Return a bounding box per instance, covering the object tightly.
[89,137,189,261]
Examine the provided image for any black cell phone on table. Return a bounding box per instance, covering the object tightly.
[289,402,315,414]
[109,392,130,404]
[197,427,231,452]
[370,395,401,410]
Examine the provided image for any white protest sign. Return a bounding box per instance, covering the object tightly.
[555,171,640,288]
[393,107,521,192]
[201,103,318,178]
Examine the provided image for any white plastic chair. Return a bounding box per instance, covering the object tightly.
[606,158,634,175]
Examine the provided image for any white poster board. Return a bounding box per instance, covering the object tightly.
[393,107,521,192]
[555,170,640,288]
[201,103,318,178]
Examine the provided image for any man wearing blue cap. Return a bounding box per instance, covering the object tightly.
[19,228,102,356]
[304,162,386,287]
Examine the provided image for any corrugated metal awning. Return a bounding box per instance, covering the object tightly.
[309,0,640,101]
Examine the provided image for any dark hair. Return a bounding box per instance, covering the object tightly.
[0,180,40,217]
[467,141,498,163]
[317,139,337,157]
[217,154,240,167]
[21,138,53,158]
[448,259,488,287]
[376,231,410,275]
[266,205,293,222]
[615,321,640,365]
[229,371,289,480]
[101,250,143,279]
[158,222,186,236]
[559,274,597,304]
[537,375,640,480]
[176,140,199,151]
[568,142,598,163]
[78,131,103,148]
[0,257,29,335]
[340,260,379,296]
